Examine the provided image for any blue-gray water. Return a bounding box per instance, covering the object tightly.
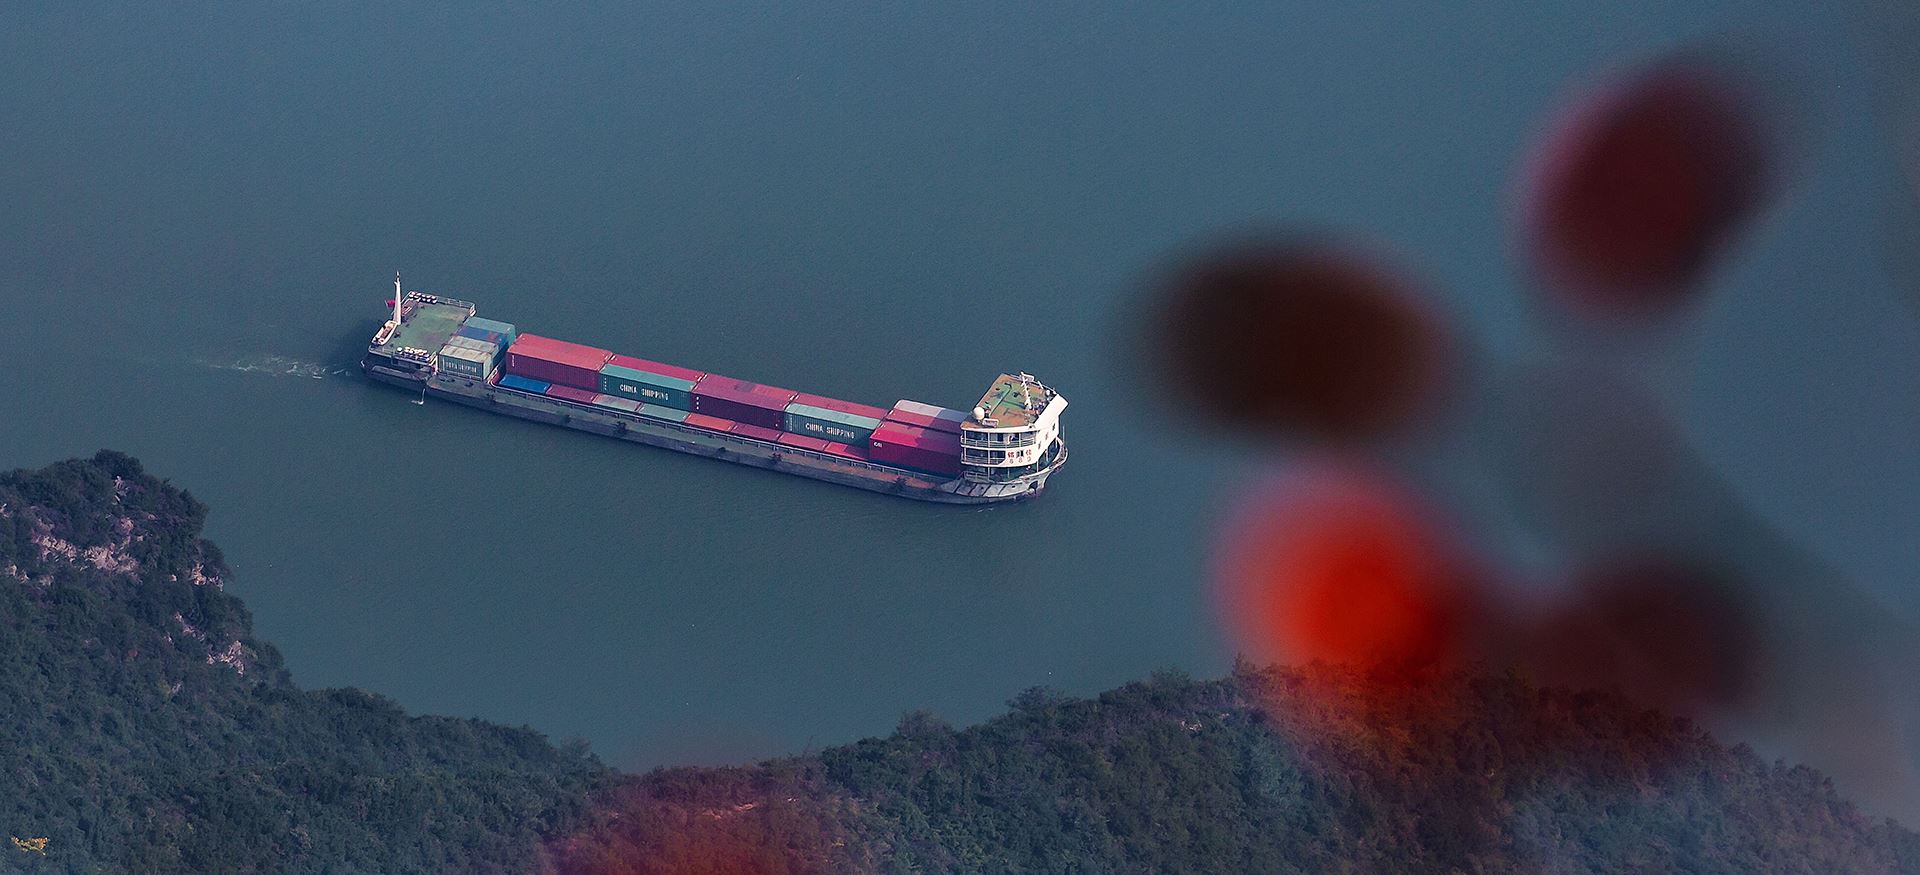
[4,3,1920,815]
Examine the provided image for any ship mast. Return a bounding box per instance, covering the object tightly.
[394,271,403,324]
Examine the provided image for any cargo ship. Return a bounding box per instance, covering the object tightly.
[361,276,1067,503]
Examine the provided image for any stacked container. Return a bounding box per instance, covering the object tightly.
[505,334,612,391]
[777,433,833,452]
[545,384,598,405]
[884,399,970,435]
[636,403,690,423]
[498,374,550,394]
[684,412,735,432]
[822,441,867,462]
[437,335,500,379]
[690,376,796,429]
[462,316,518,346]
[599,355,705,409]
[868,421,963,476]
[730,422,782,443]
[591,394,643,413]
[783,392,888,444]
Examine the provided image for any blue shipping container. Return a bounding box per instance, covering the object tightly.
[458,326,505,345]
[465,316,518,345]
[498,373,551,394]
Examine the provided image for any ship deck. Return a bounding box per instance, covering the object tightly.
[372,299,471,356]
[973,373,1052,429]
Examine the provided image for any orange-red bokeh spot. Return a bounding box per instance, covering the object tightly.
[1216,468,1472,677]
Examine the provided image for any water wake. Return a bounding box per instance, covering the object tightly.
[196,355,355,380]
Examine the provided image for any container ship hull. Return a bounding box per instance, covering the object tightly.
[361,288,1066,504]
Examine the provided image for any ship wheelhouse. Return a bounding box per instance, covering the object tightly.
[959,373,1067,485]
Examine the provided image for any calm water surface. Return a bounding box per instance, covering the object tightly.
[4,4,1919,807]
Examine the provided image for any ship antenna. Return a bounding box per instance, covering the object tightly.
[393,271,403,324]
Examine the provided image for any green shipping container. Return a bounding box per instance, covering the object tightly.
[465,316,518,345]
[635,403,690,423]
[599,364,697,410]
[783,403,882,444]
[437,342,492,379]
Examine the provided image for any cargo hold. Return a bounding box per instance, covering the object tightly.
[545,383,598,404]
[822,441,868,462]
[683,412,735,432]
[599,355,702,410]
[868,421,964,475]
[363,289,1068,502]
[437,341,494,379]
[691,376,796,430]
[505,334,612,392]
[784,398,885,444]
[463,316,518,345]
[497,374,551,394]
[730,422,782,443]
[885,399,969,435]
[635,403,690,423]
[591,394,643,413]
[777,432,833,452]
[790,392,890,422]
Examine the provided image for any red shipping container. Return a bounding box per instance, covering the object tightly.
[683,412,735,432]
[822,441,868,462]
[506,334,612,392]
[730,422,782,443]
[789,392,891,422]
[606,353,705,383]
[777,432,833,452]
[868,421,963,475]
[545,384,598,404]
[884,400,968,435]
[691,376,796,430]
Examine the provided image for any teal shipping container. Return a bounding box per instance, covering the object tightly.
[782,402,883,444]
[599,363,697,409]
[464,316,518,346]
[635,403,690,423]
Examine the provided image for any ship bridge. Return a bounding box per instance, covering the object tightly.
[959,373,1067,484]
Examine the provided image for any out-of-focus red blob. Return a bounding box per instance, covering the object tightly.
[1520,60,1775,315]
[1525,556,1760,713]
[1215,466,1479,678]
[1148,237,1450,443]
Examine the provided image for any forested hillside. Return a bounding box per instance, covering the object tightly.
[0,452,607,873]
[4,453,1915,874]
[558,668,1920,874]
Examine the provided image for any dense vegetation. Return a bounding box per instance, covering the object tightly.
[0,452,607,873]
[560,670,1920,874]
[4,452,1916,873]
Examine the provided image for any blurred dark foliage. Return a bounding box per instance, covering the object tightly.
[1525,556,1760,714]
[1145,236,1450,443]
[1518,56,1778,316]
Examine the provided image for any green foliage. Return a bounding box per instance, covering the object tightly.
[794,668,1920,874]
[4,452,1917,874]
[0,452,608,874]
